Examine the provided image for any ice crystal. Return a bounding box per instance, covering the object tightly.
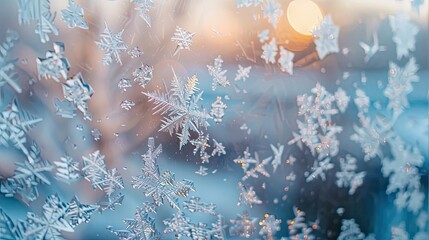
[190,133,210,157]
[0,208,25,240]
[287,207,316,240]
[261,38,277,64]
[95,22,127,65]
[237,0,262,8]
[235,65,251,82]
[163,211,191,238]
[91,128,102,141]
[270,143,284,173]
[18,0,58,43]
[207,56,230,90]
[234,148,271,181]
[195,166,208,176]
[334,88,349,113]
[54,155,80,184]
[237,182,262,208]
[210,96,227,124]
[171,26,195,56]
[258,29,270,42]
[128,46,144,58]
[338,219,374,240]
[389,13,418,59]
[97,193,124,212]
[132,137,195,209]
[53,98,76,119]
[359,32,386,63]
[229,211,259,238]
[211,139,226,157]
[384,58,419,120]
[121,100,135,111]
[336,155,366,195]
[131,0,154,27]
[262,0,283,28]
[391,224,409,240]
[210,215,227,240]
[109,207,157,240]
[312,15,340,59]
[62,72,94,121]
[118,78,132,92]
[82,150,124,196]
[144,70,211,148]
[133,63,153,88]
[382,136,424,213]
[354,88,370,114]
[183,196,216,215]
[61,0,88,29]
[259,214,281,240]
[37,42,70,82]
[0,30,21,93]
[350,115,385,161]
[278,46,294,74]
[305,157,334,182]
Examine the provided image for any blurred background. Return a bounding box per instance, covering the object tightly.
[0,0,428,239]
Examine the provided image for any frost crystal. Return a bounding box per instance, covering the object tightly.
[132,137,195,209]
[334,88,349,113]
[37,42,70,82]
[0,30,21,93]
[259,214,281,240]
[118,78,132,92]
[338,219,374,240]
[382,136,424,213]
[82,151,124,196]
[131,0,154,27]
[210,96,227,124]
[133,63,153,88]
[183,196,217,215]
[258,29,270,42]
[163,211,192,238]
[0,208,25,239]
[91,128,102,141]
[109,207,157,240]
[237,182,262,208]
[61,0,88,29]
[359,32,386,63]
[62,72,94,121]
[235,65,251,82]
[287,207,316,240]
[95,23,127,65]
[278,46,294,74]
[350,115,385,161]
[384,58,419,120]
[171,26,195,56]
[389,13,418,59]
[336,155,366,195]
[262,0,283,28]
[190,133,210,157]
[207,56,230,90]
[270,143,284,173]
[54,155,80,184]
[312,15,340,59]
[195,166,208,176]
[261,38,277,64]
[121,100,135,110]
[144,70,211,148]
[229,211,259,238]
[305,157,334,182]
[54,98,76,119]
[128,46,144,58]
[237,0,262,8]
[18,0,58,43]
[211,139,226,157]
[234,148,271,181]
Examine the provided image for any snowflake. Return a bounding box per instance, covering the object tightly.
[163,211,192,238]
[262,0,283,28]
[132,137,195,209]
[305,157,334,182]
[354,88,370,114]
[359,32,386,63]
[384,58,419,120]
[261,38,277,64]
[336,155,366,195]
[118,78,132,92]
[190,222,211,240]
[389,13,418,59]
[258,29,270,42]
[287,207,317,240]
[338,219,374,240]
[211,139,226,157]
[270,143,284,173]
[195,166,208,176]
[237,0,262,8]
[0,30,22,93]
[82,150,124,196]
[210,96,227,124]
[259,214,281,239]
[128,46,144,58]
[0,208,25,239]
[183,196,217,215]
[132,0,154,27]
[97,193,124,212]
[91,128,102,141]
[382,136,424,213]
[171,26,195,56]
[108,207,157,240]
[334,88,349,113]
[350,115,385,161]
[61,0,88,29]
[229,211,259,238]
[278,46,294,74]
[54,155,80,184]
[95,22,127,65]
[391,224,409,240]
[312,15,340,59]
[133,63,153,88]
[18,0,58,43]
[235,65,252,82]
[234,149,271,181]
[37,42,70,82]
[210,215,227,240]
[144,70,211,148]
[53,98,76,119]
[190,133,210,157]
[121,100,135,111]
[66,196,98,228]
[207,56,230,90]
[237,182,262,208]
[62,72,94,121]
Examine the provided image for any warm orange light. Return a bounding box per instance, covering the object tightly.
[287,0,323,36]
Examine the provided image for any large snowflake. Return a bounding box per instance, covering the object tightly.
[312,15,340,59]
[171,26,195,56]
[61,0,88,29]
[144,70,211,148]
[95,22,127,65]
